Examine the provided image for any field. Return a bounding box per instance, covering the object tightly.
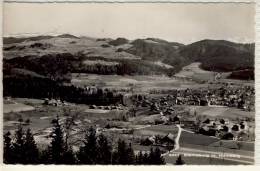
[134,125,179,137]
[4,99,35,114]
[174,62,222,81]
[3,36,139,60]
[174,62,254,86]
[184,105,255,120]
[71,73,208,92]
[164,131,254,165]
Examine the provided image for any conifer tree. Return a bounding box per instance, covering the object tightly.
[112,149,119,165]
[12,123,25,163]
[23,128,39,164]
[126,143,135,164]
[39,149,52,164]
[3,131,13,164]
[49,116,66,164]
[136,151,144,164]
[77,126,98,164]
[97,133,112,164]
[175,154,185,165]
[148,147,165,165]
[112,140,136,165]
[153,147,165,165]
[116,139,128,164]
[62,146,76,164]
[142,152,150,165]
[148,147,155,164]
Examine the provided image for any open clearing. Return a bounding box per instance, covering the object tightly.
[134,125,179,137]
[180,131,219,146]
[4,101,35,114]
[148,61,174,69]
[209,140,254,151]
[184,105,254,119]
[71,73,207,92]
[83,60,119,66]
[174,62,255,86]
[175,62,230,82]
[84,109,110,114]
[3,36,140,60]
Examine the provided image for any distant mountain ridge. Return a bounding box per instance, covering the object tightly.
[3,34,255,80]
[3,34,78,44]
[3,35,54,44]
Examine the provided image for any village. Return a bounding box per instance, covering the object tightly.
[28,81,253,155]
[129,83,255,141]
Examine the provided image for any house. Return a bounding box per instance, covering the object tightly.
[222,132,234,140]
[199,125,218,136]
[172,115,181,124]
[89,105,97,109]
[220,125,229,132]
[199,126,209,134]
[232,125,240,132]
[237,132,249,141]
[203,118,211,124]
[140,137,155,146]
[199,98,209,106]
[240,121,249,131]
[181,117,196,127]
[160,115,168,123]
[44,99,62,106]
[219,118,229,125]
[161,133,175,146]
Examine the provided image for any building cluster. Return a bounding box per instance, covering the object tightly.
[140,133,175,149]
[130,85,254,141]
[43,98,69,106]
[197,118,250,141]
[134,85,254,112]
[89,104,124,110]
[174,86,254,111]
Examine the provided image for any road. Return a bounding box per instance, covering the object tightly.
[162,124,182,156]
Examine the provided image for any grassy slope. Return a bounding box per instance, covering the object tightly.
[3,35,255,79]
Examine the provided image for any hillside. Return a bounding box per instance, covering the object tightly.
[3,35,255,80]
[3,35,54,44]
[179,39,254,72]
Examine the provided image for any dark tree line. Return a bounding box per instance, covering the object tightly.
[4,52,177,80]
[4,116,165,165]
[3,76,123,105]
[4,121,39,164]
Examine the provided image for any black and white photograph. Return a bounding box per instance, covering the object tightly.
[2,1,255,165]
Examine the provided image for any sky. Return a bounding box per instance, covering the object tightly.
[3,2,255,44]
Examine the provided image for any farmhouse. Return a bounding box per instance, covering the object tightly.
[237,132,249,141]
[161,133,175,146]
[140,137,155,146]
[222,132,235,140]
[181,117,196,127]
[232,125,240,132]
[172,115,181,124]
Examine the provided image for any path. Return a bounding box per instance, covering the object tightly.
[162,124,182,156]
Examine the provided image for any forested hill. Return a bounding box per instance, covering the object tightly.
[179,39,254,72]
[3,35,255,80]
